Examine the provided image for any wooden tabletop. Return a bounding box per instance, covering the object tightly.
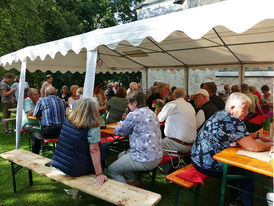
[213,147,273,177]
[27,115,38,120]
[101,123,118,135]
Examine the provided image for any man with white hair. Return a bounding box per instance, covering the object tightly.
[193,89,218,131]
[32,86,66,154]
[191,92,272,206]
[158,88,196,153]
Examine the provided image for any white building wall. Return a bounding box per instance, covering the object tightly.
[147,68,273,96]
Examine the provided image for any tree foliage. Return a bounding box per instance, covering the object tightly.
[0,0,144,90]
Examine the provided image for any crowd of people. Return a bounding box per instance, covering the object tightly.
[0,72,273,205]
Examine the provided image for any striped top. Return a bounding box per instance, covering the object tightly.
[33,95,66,127]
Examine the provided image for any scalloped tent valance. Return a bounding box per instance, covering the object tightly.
[1,0,274,149]
[1,0,274,74]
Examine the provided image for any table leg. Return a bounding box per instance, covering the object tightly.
[11,162,17,193]
[175,185,181,206]
[220,163,228,206]
[193,184,201,206]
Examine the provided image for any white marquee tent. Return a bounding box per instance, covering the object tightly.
[0,0,274,148]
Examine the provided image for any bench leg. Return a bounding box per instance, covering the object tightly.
[11,162,17,193]
[220,163,228,206]
[193,184,201,206]
[175,185,181,206]
[28,169,33,187]
[151,167,157,191]
[10,161,33,193]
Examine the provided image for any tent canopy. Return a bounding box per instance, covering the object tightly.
[1,0,274,149]
[1,0,274,74]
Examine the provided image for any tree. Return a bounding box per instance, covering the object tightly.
[0,0,144,90]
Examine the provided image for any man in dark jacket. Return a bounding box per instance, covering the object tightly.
[193,89,218,132]
[203,82,225,110]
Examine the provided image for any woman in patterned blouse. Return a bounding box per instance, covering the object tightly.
[108,91,163,186]
[191,92,272,206]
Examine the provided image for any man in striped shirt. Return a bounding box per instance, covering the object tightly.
[32,86,66,154]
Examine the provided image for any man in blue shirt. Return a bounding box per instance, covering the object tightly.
[32,86,65,154]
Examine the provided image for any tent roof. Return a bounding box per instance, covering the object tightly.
[1,0,274,74]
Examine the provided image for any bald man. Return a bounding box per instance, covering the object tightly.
[158,88,196,153]
[32,86,66,154]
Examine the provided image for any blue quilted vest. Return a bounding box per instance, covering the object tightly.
[51,119,94,177]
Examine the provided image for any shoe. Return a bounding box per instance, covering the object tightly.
[126,179,141,187]
[45,162,51,167]
[4,130,13,134]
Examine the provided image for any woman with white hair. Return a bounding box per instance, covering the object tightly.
[191,92,272,206]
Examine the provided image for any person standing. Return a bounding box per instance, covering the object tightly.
[11,75,29,102]
[0,73,16,134]
[40,74,53,98]
[32,86,66,154]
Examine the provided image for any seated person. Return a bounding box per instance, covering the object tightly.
[58,85,70,106]
[22,88,40,132]
[71,87,83,109]
[261,85,273,114]
[191,92,272,206]
[158,88,196,154]
[192,89,218,132]
[32,86,66,154]
[108,91,163,185]
[68,85,79,109]
[51,98,109,185]
[105,87,127,124]
[203,82,225,110]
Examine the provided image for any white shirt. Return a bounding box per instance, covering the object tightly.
[195,110,206,129]
[158,98,196,143]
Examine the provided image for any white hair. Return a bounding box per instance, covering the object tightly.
[225,92,252,110]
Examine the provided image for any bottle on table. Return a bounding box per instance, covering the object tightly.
[101,110,107,129]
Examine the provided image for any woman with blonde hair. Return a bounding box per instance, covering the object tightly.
[68,85,79,108]
[51,98,109,185]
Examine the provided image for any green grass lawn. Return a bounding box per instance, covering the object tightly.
[0,119,272,206]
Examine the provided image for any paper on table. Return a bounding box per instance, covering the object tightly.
[237,149,272,162]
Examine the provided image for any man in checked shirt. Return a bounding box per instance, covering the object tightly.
[32,86,65,154]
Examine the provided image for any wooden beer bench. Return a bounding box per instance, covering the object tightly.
[0,149,161,206]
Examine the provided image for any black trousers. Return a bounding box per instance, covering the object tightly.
[32,126,62,155]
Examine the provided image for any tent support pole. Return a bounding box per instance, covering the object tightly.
[239,64,245,85]
[145,67,148,91]
[185,67,189,95]
[83,50,98,97]
[16,58,27,149]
